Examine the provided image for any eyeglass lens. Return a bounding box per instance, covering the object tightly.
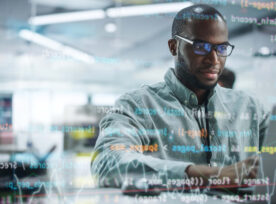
[193,42,231,56]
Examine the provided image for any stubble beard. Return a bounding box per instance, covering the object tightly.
[175,60,218,91]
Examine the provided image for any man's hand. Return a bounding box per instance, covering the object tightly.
[218,156,259,185]
[186,156,259,187]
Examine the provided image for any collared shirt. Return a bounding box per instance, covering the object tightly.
[91,68,269,187]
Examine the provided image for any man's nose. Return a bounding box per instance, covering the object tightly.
[205,49,219,65]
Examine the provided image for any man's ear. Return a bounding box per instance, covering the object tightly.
[168,39,177,56]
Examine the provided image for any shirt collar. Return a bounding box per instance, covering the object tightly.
[164,68,217,107]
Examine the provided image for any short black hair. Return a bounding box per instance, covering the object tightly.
[171,4,226,38]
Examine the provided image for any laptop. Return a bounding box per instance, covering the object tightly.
[121,106,276,204]
[246,105,276,204]
[205,106,276,204]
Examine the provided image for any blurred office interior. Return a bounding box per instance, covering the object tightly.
[0,0,275,203]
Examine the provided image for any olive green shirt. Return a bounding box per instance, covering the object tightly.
[91,68,269,187]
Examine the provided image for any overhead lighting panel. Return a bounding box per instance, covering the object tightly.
[107,2,193,18]
[19,29,95,64]
[29,10,106,26]
[28,2,193,25]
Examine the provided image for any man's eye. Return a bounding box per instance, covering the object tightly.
[218,45,227,51]
[204,43,211,51]
[194,43,206,50]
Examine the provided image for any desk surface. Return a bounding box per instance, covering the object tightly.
[10,187,236,204]
[0,145,26,154]
[0,154,254,204]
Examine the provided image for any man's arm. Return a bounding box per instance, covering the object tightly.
[91,93,193,187]
[186,156,259,186]
[186,101,270,187]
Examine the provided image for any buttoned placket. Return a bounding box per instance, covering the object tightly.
[193,104,212,165]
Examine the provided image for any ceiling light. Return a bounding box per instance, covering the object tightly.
[259,47,270,55]
[254,46,271,57]
[19,29,95,64]
[105,23,117,33]
[28,2,193,25]
[29,10,106,26]
[106,2,193,18]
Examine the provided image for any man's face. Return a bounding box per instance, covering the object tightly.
[171,18,228,90]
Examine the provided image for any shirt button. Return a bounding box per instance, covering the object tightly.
[211,129,215,135]
[190,100,195,107]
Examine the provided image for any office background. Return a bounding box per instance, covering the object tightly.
[0,0,275,203]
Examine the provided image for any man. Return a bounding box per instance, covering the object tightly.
[91,4,269,189]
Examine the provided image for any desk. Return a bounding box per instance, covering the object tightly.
[0,145,25,154]
[0,153,238,204]
[12,187,236,204]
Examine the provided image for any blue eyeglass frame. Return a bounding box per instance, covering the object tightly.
[174,35,235,57]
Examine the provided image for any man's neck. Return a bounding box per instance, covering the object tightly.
[173,68,212,105]
[183,82,209,105]
[174,72,209,105]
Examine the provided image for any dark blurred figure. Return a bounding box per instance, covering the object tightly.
[218,68,236,89]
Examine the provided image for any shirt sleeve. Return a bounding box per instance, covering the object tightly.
[91,93,193,187]
[258,103,271,148]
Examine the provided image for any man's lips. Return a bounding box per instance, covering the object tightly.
[199,69,219,80]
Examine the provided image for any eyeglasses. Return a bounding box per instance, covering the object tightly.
[174,35,235,57]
